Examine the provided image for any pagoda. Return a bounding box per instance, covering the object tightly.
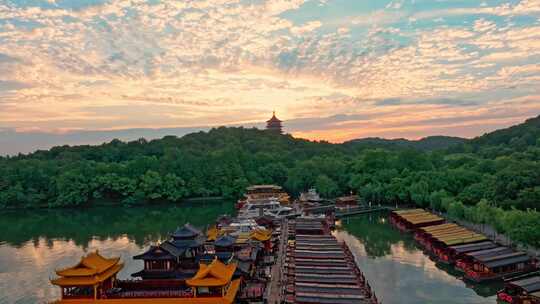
[266,111,283,134]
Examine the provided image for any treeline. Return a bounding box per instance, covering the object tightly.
[1,116,539,245]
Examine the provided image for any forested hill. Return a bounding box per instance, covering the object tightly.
[344,136,466,151]
[468,115,540,153]
[1,115,540,246]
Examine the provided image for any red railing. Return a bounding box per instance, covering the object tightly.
[497,292,514,303]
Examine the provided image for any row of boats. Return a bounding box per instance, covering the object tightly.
[390,208,540,304]
[283,217,379,304]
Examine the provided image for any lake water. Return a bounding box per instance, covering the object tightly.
[0,203,499,304]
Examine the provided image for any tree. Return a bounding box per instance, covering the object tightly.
[53,171,91,207]
[315,174,338,198]
[139,170,163,200]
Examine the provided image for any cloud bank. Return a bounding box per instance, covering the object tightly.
[0,0,539,152]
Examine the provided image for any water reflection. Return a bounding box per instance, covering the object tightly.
[0,201,233,247]
[335,212,500,304]
[0,201,233,304]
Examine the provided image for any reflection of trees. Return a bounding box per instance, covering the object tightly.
[341,211,414,257]
[0,201,233,247]
[342,212,501,298]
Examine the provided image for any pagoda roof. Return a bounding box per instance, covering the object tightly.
[158,238,204,258]
[52,251,123,287]
[215,235,237,248]
[236,245,261,262]
[266,112,282,123]
[55,251,121,277]
[131,269,196,280]
[198,252,234,264]
[171,223,202,239]
[186,259,237,287]
[207,226,219,241]
[255,215,275,226]
[250,228,272,242]
[133,245,176,260]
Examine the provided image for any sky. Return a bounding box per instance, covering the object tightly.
[0,0,539,154]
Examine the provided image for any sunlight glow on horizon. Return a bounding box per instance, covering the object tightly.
[0,0,539,149]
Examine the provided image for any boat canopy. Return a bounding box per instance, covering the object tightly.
[450,241,497,253]
[507,276,540,293]
[483,255,531,268]
[476,251,526,263]
[464,247,512,258]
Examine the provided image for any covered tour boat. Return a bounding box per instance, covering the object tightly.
[498,274,540,304]
[390,209,445,232]
[414,223,487,262]
[441,241,498,265]
[455,246,514,272]
[464,251,537,282]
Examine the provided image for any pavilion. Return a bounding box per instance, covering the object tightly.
[51,251,123,300]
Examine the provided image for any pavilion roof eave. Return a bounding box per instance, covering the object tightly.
[52,263,123,287]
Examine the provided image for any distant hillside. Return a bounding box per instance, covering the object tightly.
[344,135,467,151]
[469,114,540,150]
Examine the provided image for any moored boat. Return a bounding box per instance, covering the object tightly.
[464,251,537,282]
[497,274,540,304]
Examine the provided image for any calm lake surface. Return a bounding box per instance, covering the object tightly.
[0,203,499,304]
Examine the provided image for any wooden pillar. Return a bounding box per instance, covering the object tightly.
[93,284,97,300]
[61,287,64,300]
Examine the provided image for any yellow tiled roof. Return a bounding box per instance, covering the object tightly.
[56,251,121,277]
[51,263,123,286]
[207,226,219,241]
[186,259,237,287]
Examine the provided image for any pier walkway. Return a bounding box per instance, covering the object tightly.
[267,218,288,304]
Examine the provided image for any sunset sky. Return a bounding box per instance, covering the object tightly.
[1,0,539,152]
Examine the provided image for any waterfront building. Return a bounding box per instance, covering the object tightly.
[186,258,239,298]
[266,111,283,133]
[51,251,123,300]
[335,195,359,209]
[236,184,290,209]
[132,223,205,280]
